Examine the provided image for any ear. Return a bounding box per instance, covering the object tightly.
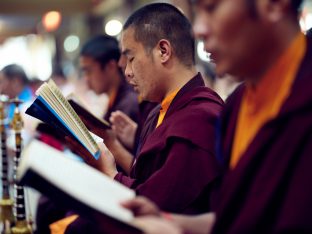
[156,39,172,64]
[104,60,118,71]
[102,60,120,78]
[257,0,291,22]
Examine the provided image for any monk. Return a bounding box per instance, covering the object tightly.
[79,34,139,124]
[64,3,224,233]
[121,0,312,233]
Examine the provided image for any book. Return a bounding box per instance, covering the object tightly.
[66,93,111,130]
[25,80,100,159]
[17,140,141,232]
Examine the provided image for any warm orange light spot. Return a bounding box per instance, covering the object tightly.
[42,11,62,32]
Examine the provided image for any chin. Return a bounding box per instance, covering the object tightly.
[215,67,227,78]
[216,64,238,79]
[140,94,148,100]
[93,89,103,95]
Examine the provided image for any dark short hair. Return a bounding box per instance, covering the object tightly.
[80,35,121,68]
[1,64,29,84]
[123,3,195,68]
[245,0,303,16]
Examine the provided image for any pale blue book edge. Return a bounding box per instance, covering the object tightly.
[37,96,100,160]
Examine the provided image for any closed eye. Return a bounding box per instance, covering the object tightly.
[203,1,217,13]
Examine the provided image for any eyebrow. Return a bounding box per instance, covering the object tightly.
[122,49,131,56]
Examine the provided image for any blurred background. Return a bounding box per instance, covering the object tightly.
[0,0,312,230]
[0,0,195,83]
[0,0,311,85]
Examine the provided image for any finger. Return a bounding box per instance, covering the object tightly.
[111,124,117,132]
[121,197,158,216]
[110,116,124,129]
[132,217,182,234]
[121,197,148,213]
[116,111,133,122]
[111,111,133,125]
[109,113,116,123]
[109,111,123,123]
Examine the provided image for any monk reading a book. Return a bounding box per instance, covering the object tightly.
[61,3,224,234]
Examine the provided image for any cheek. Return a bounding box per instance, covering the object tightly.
[88,74,97,87]
[132,60,145,80]
[0,83,7,91]
[214,2,248,45]
[145,76,159,97]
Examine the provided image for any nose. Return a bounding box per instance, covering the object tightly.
[118,54,126,72]
[124,63,134,83]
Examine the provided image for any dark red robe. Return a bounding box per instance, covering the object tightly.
[64,74,224,234]
[212,36,312,234]
[115,73,224,214]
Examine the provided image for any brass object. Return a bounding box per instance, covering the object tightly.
[0,95,14,234]
[9,99,32,234]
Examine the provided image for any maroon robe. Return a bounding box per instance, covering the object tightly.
[212,36,312,234]
[115,73,224,214]
[65,74,224,234]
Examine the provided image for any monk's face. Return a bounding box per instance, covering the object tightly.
[121,27,163,102]
[79,56,115,95]
[194,0,274,79]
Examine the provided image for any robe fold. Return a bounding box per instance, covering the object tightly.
[115,73,224,214]
[213,36,312,234]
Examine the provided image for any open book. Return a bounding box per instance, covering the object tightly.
[18,140,141,232]
[66,93,110,130]
[25,80,100,159]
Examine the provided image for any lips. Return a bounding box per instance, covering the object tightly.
[129,82,136,87]
[130,83,139,92]
[204,45,218,62]
[208,51,218,63]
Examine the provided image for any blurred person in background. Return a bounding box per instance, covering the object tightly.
[0,64,37,145]
[79,34,139,125]
[29,77,43,96]
[0,64,33,119]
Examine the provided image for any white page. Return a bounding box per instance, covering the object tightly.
[17,140,135,224]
